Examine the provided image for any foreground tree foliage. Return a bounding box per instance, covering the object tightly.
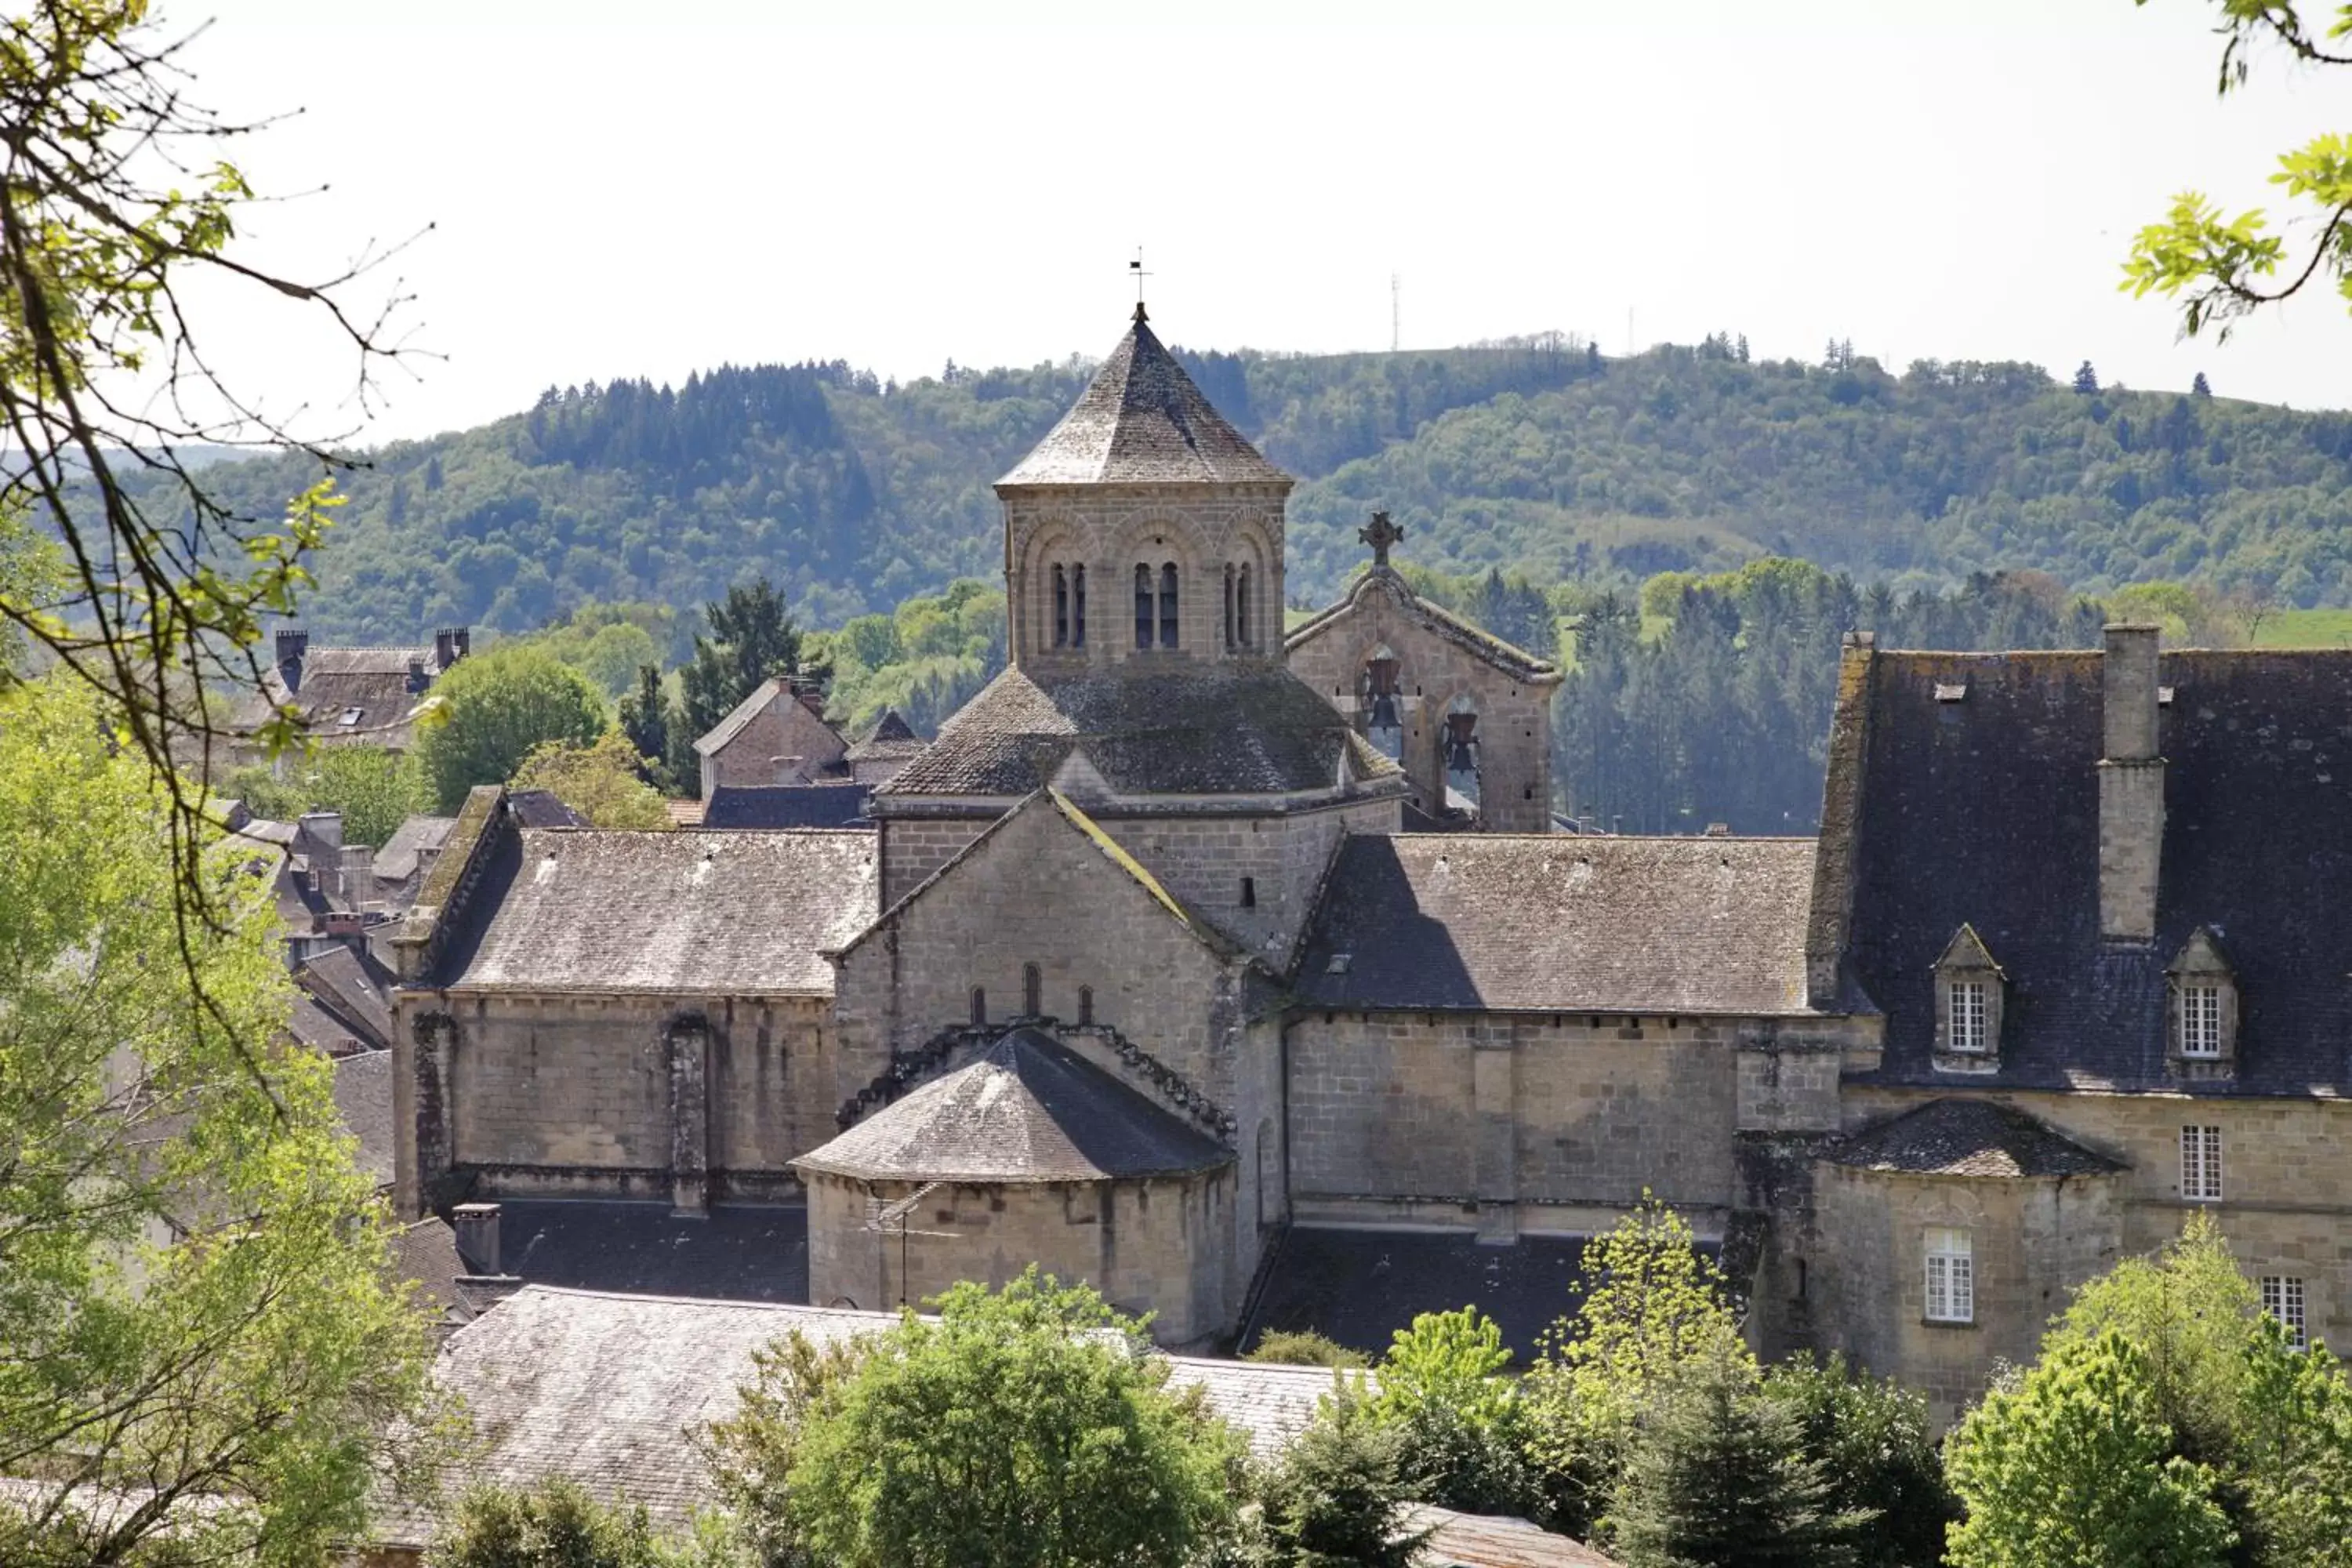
[0,676,441,1566]
[1944,1331,2236,1568]
[1364,1307,1540,1519]
[223,743,428,847]
[433,1477,744,1568]
[776,1270,1240,1568]
[1762,1355,1955,1568]
[1247,1378,1423,1568]
[412,642,608,811]
[697,1329,869,1568]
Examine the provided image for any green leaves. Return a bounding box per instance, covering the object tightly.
[411,642,609,813]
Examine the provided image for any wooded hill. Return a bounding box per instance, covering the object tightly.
[169,338,2352,644]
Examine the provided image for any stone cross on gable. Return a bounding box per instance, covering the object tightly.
[1359,510,1405,568]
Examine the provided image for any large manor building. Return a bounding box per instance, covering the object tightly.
[389,307,2352,1418]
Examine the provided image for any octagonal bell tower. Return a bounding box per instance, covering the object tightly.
[996,304,1291,677]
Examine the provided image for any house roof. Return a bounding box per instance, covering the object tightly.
[1403,1505,1619,1568]
[700,783,870,830]
[231,645,447,741]
[693,677,846,763]
[845,706,924,762]
[1294,833,1819,1015]
[997,310,1290,488]
[332,1051,395,1188]
[1287,566,1562,686]
[491,1200,812,1301]
[442,828,877,996]
[793,1028,1231,1185]
[372,813,456,884]
[1831,648,2352,1093]
[295,944,395,1051]
[874,662,1401,801]
[379,1284,1348,1545]
[1828,1098,2125,1179]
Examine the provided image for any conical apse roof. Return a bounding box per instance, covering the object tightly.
[997,309,1290,487]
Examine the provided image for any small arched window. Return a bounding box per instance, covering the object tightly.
[1159,563,1180,648]
[1052,565,1069,648]
[970,987,986,1026]
[1023,963,1041,1016]
[1240,876,1257,908]
[1223,564,1236,650]
[1237,563,1251,648]
[1072,564,1086,648]
[1134,565,1153,650]
[1078,985,1094,1026]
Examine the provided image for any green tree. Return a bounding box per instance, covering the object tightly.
[1944,1331,2235,1568]
[1762,1355,1954,1568]
[413,643,608,812]
[782,1270,1240,1568]
[1523,1198,1748,1536]
[673,579,821,779]
[618,665,674,793]
[1250,1377,1423,1568]
[1367,1307,1538,1519]
[510,731,673,830]
[2125,2,2352,339]
[0,676,441,1566]
[699,1330,871,1568]
[1610,1337,1870,1568]
[433,1476,745,1568]
[1243,1330,1369,1370]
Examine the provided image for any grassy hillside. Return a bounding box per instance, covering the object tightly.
[160,340,2352,644]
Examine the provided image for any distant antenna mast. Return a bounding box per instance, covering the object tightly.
[1391,272,1400,353]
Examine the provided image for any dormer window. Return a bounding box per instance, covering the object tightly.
[1932,924,2005,1074]
[2166,927,2238,1080]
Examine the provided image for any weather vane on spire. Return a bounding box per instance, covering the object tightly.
[1130,247,1151,321]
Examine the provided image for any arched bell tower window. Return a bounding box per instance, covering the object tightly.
[1134,565,1153,650]
[1052,566,1069,648]
[1078,985,1094,1026]
[1159,563,1180,648]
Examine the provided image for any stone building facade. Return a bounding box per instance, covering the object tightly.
[391,307,2352,1411]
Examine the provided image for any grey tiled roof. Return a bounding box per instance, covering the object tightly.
[296,945,395,1051]
[231,646,445,742]
[1243,1228,1621,1362]
[331,1051,395,1189]
[373,813,456,884]
[1287,567,1562,686]
[1403,1505,1619,1568]
[1828,1098,2125,1178]
[494,1200,811,1301]
[445,828,877,995]
[382,1285,1358,1545]
[1836,649,2352,1093]
[875,663,1400,800]
[997,313,1290,487]
[1295,834,1818,1014]
[700,783,869,829]
[845,706,924,762]
[794,1028,1230,1184]
[506,789,590,829]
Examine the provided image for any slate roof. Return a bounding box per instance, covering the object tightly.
[379,1284,1353,1545]
[506,788,590,829]
[231,646,446,743]
[493,1200,811,1301]
[875,662,1400,800]
[1287,566,1562,685]
[295,944,395,1051]
[443,828,877,996]
[700,782,869,829]
[1835,649,2352,1094]
[997,310,1290,488]
[794,1028,1231,1185]
[1244,1228,1624,1361]
[332,1051,395,1188]
[693,677,846,764]
[845,706,924,762]
[372,813,456,884]
[1294,833,1818,1014]
[1403,1506,1620,1568]
[1828,1098,2125,1178]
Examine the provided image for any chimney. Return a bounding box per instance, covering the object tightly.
[406,655,429,694]
[2098,623,2165,942]
[794,681,826,718]
[452,1202,502,1274]
[434,628,455,669]
[274,628,310,694]
[452,626,470,661]
[300,810,343,851]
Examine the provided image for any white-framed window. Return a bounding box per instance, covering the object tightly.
[2261,1276,2308,1351]
[2180,983,2223,1058]
[1949,979,1990,1054]
[1925,1228,1975,1323]
[2180,1125,2224,1202]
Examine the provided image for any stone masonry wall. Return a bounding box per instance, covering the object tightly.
[1840,1083,2352,1409]
[877,816,993,909]
[805,1169,1236,1348]
[394,989,836,1209]
[703,693,846,794]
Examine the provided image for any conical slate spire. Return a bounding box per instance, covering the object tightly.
[997,316,1290,487]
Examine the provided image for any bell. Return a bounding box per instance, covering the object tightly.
[1370,690,1400,730]
[1446,735,1478,772]
[1444,712,1479,773]
[1365,656,1402,731]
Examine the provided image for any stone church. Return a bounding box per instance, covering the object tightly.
[391,307,2352,1419]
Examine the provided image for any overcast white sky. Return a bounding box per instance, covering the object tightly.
[170,0,2350,445]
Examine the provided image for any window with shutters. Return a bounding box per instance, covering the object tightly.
[2261,1276,2307,1350]
[2181,1125,2223,1202]
[1925,1228,1974,1323]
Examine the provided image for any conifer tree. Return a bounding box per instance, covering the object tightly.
[2074,360,2102,394]
[2193,371,2213,397]
[619,664,673,790]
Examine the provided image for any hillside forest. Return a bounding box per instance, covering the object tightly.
[167,336,2352,836]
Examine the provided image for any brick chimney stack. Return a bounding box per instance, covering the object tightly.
[452,1203,501,1273]
[2098,623,2165,942]
[274,628,310,694]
